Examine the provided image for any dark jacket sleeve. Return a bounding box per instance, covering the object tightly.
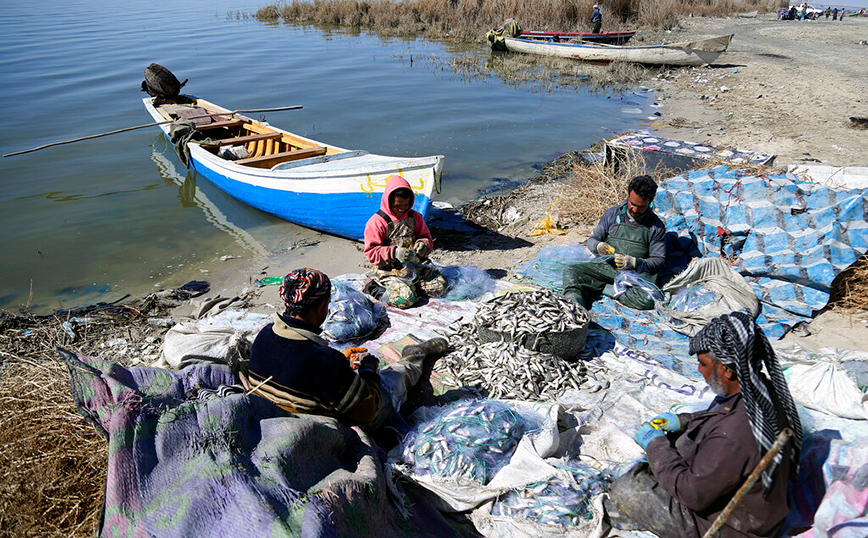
[329,352,382,426]
[645,411,755,513]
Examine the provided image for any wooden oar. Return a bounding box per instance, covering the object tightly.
[3,105,303,158]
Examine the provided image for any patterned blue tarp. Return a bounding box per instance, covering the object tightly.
[521,166,868,378]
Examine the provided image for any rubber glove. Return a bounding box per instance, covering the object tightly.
[596,242,616,256]
[615,253,637,270]
[634,422,666,450]
[342,347,368,370]
[394,246,414,263]
[412,240,428,258]
[650,412,683,433]
[358,354,380,379]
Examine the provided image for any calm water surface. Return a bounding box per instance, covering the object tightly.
[0,0,655,314]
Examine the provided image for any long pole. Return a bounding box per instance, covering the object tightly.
[3,105,303,158]
[702,428,794,538]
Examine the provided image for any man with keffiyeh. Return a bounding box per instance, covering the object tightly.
[607,311,802,538]
[247,267,446,431]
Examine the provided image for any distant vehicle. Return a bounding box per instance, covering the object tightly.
[790,3,824,18]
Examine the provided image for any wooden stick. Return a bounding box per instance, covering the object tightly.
[702,428,794,538]
[3,105,303,158]
[246,375,274,396]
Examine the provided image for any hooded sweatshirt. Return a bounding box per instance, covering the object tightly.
[363,175,433,267]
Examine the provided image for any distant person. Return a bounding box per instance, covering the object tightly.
[832,7,838,19]
[824,7,830,19]
[789,5,797,19]
[562,175,666,311]
[364,174,447,309]
[591,4,602,34]
[839,8,845,19]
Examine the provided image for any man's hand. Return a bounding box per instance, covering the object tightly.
[394,246,414,263]
[596,242,616,256]
[412,241,428,258]
[634,422,666,450]
[649,412,683,433]
[358,354,379,376]
[615,254,637,270]
[343,347,368,369]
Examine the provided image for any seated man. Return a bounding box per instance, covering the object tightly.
[607,311,802,538]
[563,175,666,310]
[247,267,446,431]
[364,174,447,309]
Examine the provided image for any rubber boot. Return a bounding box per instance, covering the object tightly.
[401,337,449,362]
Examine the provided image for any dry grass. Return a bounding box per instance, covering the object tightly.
[555,146,673,225]
[830,255,868,312]
[255,0,774,40]
[0,293,200,537]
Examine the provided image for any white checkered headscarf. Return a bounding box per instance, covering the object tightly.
[689,310,802,492]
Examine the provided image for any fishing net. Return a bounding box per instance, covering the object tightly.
[322,281,388,343]
[612,271,664,304]
[518,244,594,291]
[399,399,527,485]
[440,265,496,301]
[490,459,613,527]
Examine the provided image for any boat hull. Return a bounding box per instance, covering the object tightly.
[519,30,636,45]
[144,97,443,241]
[503,34,732,66]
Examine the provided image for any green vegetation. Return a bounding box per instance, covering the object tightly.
[256,0,774,41]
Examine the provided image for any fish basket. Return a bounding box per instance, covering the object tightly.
[477,322,589,362]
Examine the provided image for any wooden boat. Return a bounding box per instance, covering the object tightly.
[518,30,636,45]
[143,96,443,241]
[502,34,733,66]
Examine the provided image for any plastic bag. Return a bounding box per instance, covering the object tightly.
[399,399,526,485]
[613,271,664,304]
[491,459,613,526]
[440,265,496,301]
[667,283,718,313]
[322,281,388,343]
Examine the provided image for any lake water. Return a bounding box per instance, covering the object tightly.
[0,0,655,314]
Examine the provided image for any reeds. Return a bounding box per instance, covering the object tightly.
[256,0,772,40]
[0,323,106,537]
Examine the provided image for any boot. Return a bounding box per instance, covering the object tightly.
[401,337,449,362]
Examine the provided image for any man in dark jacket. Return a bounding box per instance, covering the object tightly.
[607,311,803,538]
[247,267,446,431]
[591,4,602,33]
[562,175,666,310]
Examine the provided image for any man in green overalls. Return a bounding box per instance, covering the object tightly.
[563,175,666,310]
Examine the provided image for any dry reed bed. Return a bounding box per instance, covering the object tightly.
[255,0,774,41]
[0,297,178,537]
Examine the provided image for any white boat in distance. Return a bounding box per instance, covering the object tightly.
[502,34,733,66]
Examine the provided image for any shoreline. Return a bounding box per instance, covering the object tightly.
[194,14,868,350]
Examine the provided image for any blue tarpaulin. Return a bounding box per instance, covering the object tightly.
[521,166,868,377]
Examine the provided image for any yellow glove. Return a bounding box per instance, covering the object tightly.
[342,347,368,370]
[596,242,616,256]
[615,254,637,270]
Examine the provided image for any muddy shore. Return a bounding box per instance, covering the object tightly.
[187,13,868,353]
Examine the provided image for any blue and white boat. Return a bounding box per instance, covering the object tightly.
[143,96,443,241]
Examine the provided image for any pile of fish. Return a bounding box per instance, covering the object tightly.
[491,459,613,526]
[399,399,525,484]
[434,290,597,400]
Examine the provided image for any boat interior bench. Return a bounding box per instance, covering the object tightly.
[211,132,283,147]
[195,119,246,131]
[236,146,328,168]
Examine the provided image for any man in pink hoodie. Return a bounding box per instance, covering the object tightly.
[363,175,446,308]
